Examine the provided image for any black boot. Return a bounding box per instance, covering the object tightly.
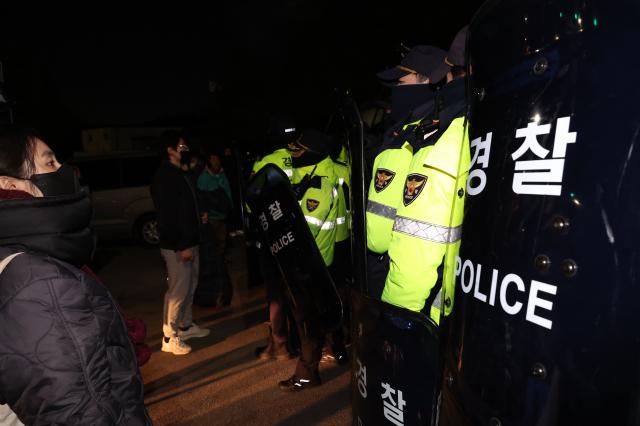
[278,375,321,392]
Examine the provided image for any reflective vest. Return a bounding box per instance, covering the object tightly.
[293,156,339,266]
[333,160,351,243]
[365,120,422,254]
[382,116,470,323]
[248,148,293,217]
[251,148,293,179]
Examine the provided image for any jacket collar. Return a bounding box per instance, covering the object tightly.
[0,189,95,266]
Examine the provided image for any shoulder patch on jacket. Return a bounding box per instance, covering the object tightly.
[306,199,320,212]
[403,174,428,206]
[374,168,395,193]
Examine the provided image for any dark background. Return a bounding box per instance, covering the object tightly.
[0,3,483,157]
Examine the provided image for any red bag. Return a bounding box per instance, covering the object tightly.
[82,265,152,367]
[126,318,147,344]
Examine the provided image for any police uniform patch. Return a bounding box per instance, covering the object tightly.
[403,174,428,206]
[374,168,395,193]
[306,199,320,212]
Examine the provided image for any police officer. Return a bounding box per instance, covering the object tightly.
[322,139,350,364]
[382,27,470,323]
[252,113,297,360]
[366,46,448,299]
[279,129,340,391]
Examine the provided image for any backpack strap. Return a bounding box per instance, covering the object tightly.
[0,253,23,274]
[0,252,25,425]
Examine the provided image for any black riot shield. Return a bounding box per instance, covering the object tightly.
[351,291,440,426]
[440,1,640,425]
[340,97,368,294]
[245,164,343,334]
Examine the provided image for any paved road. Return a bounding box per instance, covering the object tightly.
[92,237,352,425]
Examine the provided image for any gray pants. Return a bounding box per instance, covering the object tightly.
[161,246,200,337]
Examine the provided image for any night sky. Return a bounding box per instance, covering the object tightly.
[0,3,483,156]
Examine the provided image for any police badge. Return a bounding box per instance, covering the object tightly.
[403,174,428,206]
[306,199,320,212]
[374,168,395,193]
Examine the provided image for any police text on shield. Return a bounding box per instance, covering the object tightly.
[455,257,557,330]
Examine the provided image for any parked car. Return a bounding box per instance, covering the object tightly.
[69,151,161,246]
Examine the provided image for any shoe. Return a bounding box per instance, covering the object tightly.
[278,375,321,392]
[320,351,337,364]
[272,342,292,360]
[320,347,349,365]
[162,336,192,355]
[257,341,291,360]
[178,323,210,341]
[255,344,271,359]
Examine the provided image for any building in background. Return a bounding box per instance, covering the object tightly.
[81,127,177,154]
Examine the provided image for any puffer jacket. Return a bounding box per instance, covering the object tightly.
[0,188,150,425]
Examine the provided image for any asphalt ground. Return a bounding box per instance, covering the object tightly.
[93,236,352,425]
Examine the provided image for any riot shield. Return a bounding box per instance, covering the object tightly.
[440,1,640,425]
[245,164,343,333]
[340,97,368,294]
[351,291,440,426]
[348,82,470,424]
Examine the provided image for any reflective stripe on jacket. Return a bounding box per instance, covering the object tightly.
[333,160,350,243]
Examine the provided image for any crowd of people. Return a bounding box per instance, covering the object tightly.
[0,24,470,423]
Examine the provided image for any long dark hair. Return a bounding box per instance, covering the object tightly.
[0,126,40,178]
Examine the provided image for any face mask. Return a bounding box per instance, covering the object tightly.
[179,151,193,167]
[30,164,79,197]
[391,83,435,121]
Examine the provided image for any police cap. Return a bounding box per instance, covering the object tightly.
[289,129,332,156]
[445,26,468,67]
[377,45,449,84]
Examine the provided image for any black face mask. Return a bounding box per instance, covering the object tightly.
[30,164,80,197]
[391,83,435,121]
[180,151,193,167]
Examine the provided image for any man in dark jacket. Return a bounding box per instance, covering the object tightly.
[151,132,210,355]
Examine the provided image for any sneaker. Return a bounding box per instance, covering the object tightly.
[178,323,210,341]
[162,336,192,355]
[278,375,321,392]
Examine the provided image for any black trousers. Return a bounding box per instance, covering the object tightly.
[328,239,351,349]
[366,250,390,300]
[292,306,323,381]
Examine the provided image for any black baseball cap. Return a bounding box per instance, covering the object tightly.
[445,26,468,67]
[377,45,450,84]
[288,129,332,155]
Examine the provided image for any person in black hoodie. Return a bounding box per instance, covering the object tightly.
[0,126,150,425]
[151,131,210,356]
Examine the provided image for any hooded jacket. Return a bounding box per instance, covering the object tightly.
[0,188,150,425]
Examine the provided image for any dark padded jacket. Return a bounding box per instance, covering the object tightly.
[0,189,150,425]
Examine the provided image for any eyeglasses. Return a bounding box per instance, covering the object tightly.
[287,142,303,152]
[177,143,190,152]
